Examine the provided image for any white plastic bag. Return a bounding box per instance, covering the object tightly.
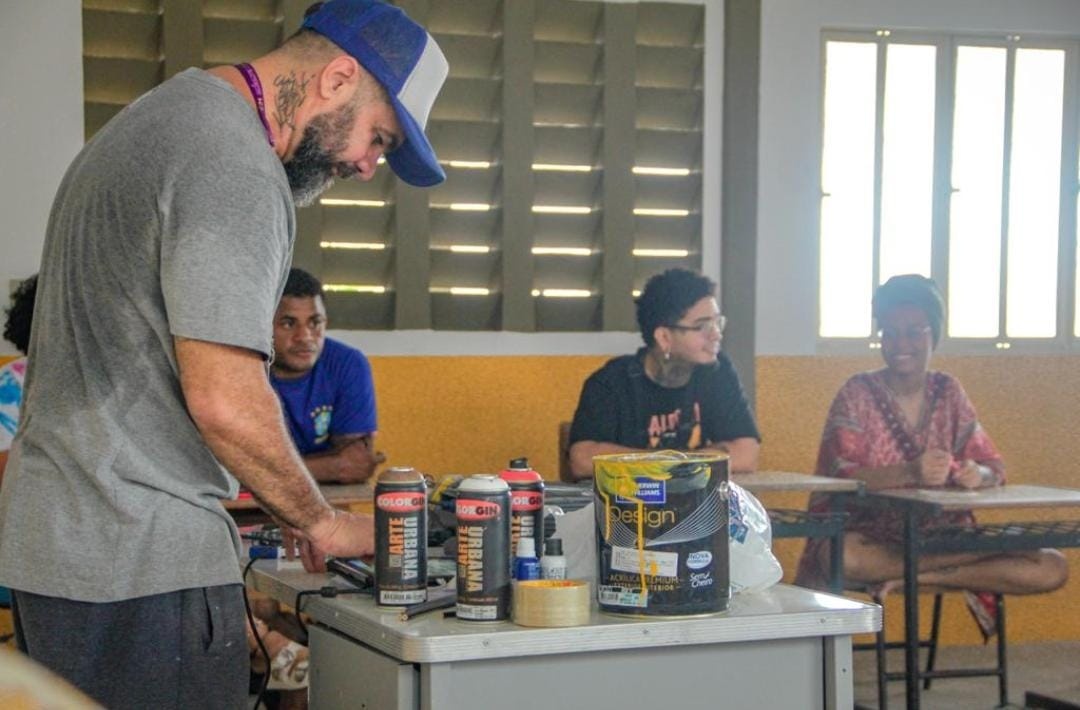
[553,481,783,595]
[727,482,784,594]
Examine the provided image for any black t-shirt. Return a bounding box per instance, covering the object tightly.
[569,349,760,451]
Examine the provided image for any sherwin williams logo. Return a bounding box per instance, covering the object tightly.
[456,499,502,521]
[376,492,425,512]
[687,551,713,570]
[511,491,543,511]
[616,478,667,504]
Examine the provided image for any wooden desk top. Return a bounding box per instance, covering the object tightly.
[223,483,374,511]
[732,470,863,494]
[867,484,1080,512]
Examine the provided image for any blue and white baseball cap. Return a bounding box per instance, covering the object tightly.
[303,0,448,187]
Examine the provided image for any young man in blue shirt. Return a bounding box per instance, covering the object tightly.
[271,268,383,483]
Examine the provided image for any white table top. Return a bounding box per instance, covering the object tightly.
[867,484,1080,512]
[247,561,879,664]
[733,470,863,494]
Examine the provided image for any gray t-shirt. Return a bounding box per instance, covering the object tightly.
[0,69,295,602]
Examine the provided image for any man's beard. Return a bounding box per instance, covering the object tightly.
[283,102,360,207]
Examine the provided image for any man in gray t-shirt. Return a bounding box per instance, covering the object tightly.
[0,1,447,706]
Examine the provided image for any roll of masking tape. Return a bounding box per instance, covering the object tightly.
[512,580,590,627]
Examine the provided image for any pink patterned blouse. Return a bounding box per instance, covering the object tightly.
[796,369,1004,586]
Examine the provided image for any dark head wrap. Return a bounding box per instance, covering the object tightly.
[872,274,944,347]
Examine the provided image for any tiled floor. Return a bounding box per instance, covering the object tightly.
[853,641,1080,709]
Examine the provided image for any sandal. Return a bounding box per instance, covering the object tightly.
[267,640,310,691]
[964,590,998,642]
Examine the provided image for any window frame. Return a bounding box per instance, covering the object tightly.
[815,29,1080,357]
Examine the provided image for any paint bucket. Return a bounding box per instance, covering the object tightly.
[593,451,729,616]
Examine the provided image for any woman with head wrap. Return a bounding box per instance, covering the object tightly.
[796,275,1067,634]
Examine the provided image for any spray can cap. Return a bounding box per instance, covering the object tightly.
[516,536,537,558]
[544,538,563,556]
[508,457,530,469]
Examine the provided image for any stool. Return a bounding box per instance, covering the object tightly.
[853,590,1007,709]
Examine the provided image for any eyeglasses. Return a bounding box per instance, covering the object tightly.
[668,314,726,335]
[879,325,932,342]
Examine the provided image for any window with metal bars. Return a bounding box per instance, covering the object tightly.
[818,30,1080,351]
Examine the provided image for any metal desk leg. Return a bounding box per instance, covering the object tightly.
[824,635,854,710]
[828,496,846,595]
[903,510,921,710]
[997,594,1008,707]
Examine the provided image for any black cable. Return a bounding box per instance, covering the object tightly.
[242,556,272,710]
[245,556,369,705]
[292,586,371,643]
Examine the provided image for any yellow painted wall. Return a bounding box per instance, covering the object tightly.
[369,355,607,478]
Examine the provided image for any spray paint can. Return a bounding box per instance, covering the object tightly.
[374,467,428,606]
[499,458,545,576]
[455,475,511,621]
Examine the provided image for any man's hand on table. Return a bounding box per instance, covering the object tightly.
[282,509,375,573]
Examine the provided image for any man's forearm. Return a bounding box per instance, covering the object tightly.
[303,452,345,483]
[198,390,331,529]
[568,441,640,480]
[176,338,332,532]
[706,437,760,473]
[303,434,378,484]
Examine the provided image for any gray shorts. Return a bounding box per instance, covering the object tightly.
[12,584,249,710]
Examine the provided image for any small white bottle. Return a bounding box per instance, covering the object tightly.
[540,538,567,580]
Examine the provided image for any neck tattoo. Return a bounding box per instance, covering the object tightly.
[648,349,693,388]
[273,71,312,133]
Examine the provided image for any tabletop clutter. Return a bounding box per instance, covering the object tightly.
[366,451,783,627]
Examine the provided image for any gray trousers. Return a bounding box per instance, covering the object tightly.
[12,584,249,710]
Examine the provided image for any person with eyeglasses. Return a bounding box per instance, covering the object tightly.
[795,274,1067,637]
[566,268,760,480]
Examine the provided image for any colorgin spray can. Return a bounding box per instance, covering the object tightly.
[374,466,428,606]
[455,475,511,621]
[498,457,545,576]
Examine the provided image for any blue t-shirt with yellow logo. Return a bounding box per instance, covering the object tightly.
[270,338,377,454]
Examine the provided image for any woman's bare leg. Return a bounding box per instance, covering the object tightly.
[836,532,1069,594]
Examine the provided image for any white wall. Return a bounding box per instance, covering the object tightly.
[757,0,1080,355]
[0,1,84,355]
